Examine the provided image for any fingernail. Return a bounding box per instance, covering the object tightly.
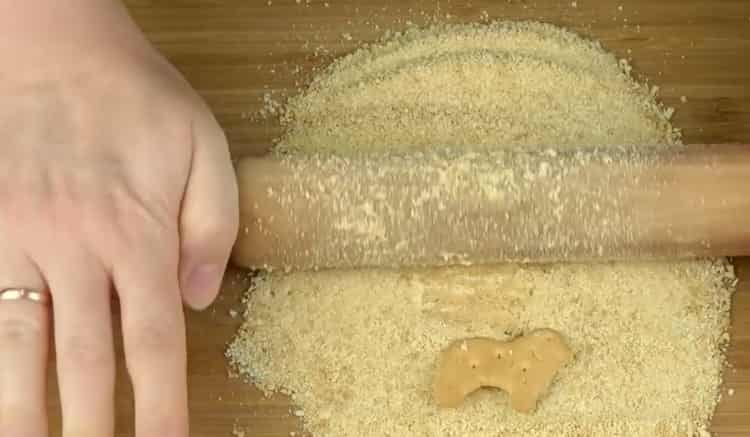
[184,263,224,310]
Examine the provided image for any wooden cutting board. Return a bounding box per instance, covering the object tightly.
[46,0,750,435]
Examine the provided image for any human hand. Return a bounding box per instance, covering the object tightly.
[0,0,239,435]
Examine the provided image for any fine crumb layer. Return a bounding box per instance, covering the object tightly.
[274,20,679,155]
[229,261,734,436]
[229,20,735,437]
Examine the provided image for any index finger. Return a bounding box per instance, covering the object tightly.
[114,239,188,437]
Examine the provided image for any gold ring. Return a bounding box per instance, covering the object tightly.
[0,288,51,305]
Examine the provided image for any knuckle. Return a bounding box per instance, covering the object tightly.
[127,318,184,362]
[0,158,178,256]
[192,210,239,250]
[93,183,147,225]
[57,333,113,372]
[72,181,174,252]
[109,186,174,245]
[0,408,43,436]
[81,201,119,232]
[210,215,237,243]
[0,315,45,347]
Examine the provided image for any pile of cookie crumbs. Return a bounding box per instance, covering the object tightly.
[227,21,735,437]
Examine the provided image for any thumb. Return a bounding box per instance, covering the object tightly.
[179,107,239,310]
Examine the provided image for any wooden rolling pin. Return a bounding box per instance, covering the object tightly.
[231,144,750,271]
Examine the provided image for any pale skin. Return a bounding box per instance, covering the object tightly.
[0,0,239,436]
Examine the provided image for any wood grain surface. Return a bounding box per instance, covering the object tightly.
[45,0,750,435]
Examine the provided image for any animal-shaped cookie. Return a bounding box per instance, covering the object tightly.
[433,329,573,413]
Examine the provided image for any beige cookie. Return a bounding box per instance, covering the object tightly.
[434,329,573,413]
